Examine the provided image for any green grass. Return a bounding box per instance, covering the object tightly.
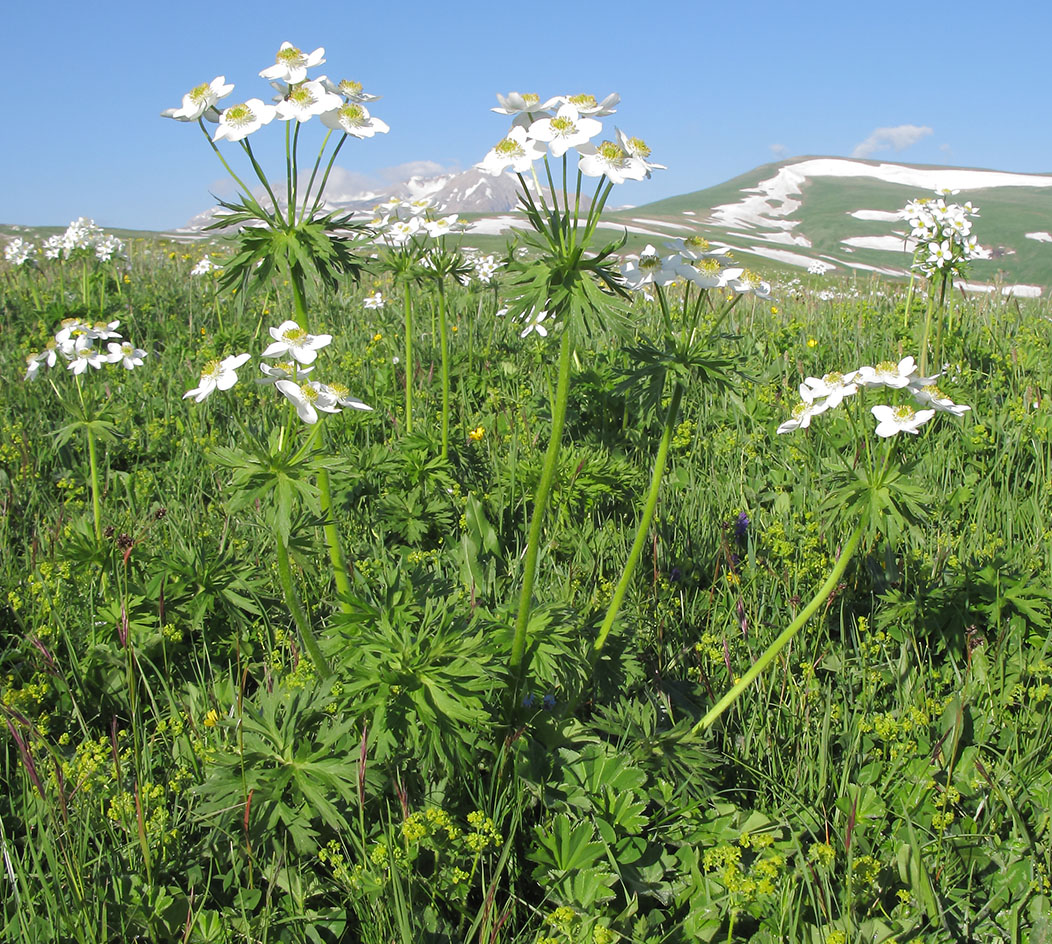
[1,237,1050,943]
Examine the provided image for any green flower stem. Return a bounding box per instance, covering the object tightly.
[591,380,683,665]
[274,533,331,677]
[510,328,573,682]
[438,281,450,459]
[240,140,285,226]
[691,517,866,734]
[290,272,309,331]
[85,422,102,543]
[308,134,347,220]
[933,273,949,374]
[197,118,255,198]
[403,283,415,434]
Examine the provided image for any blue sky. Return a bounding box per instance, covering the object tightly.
[5,0,1049,230]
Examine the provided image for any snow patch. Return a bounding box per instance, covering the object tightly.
[1025,231,1052,243]
[850,209,905,222]
[841,235,915,252]
[630,217,694,231]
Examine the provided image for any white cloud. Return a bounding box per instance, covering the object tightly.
[851,124,933,159]
[769,143,788,158]
[379,160,452,181]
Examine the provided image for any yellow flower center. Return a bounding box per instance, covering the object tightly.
[189,82,210,103]
[521,93,540,106]
[568,94,597,109]
[328,382,349,399]
[201,359,221,379]
[597,141,626,162]
[276,46,305,66]
[495,137,525,157]
[281,327,308,343]
[550,116,576,134]
[225,104,254,127]
[627,136,650,157]
[892,405,915,421]
[339,79,363,97]
[824,371,844,385]
[290,87,316,106]
[338,104,365,125]
[301,384,318,402]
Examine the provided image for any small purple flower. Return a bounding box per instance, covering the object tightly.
[522,693,537,709]
[542,694,556,710]
[669,566,682,583]
[734,511,750,541]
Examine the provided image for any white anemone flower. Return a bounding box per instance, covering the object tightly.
[322,78,380,103]
[320,102,389,138]
[276,80,342,122]
[615,129,666,178]
[424,214,461,238]
[776,384,830,434]
[162,76,234,122]
[256,361,313,385]
[260,43,325,85]
[559,93,620,117]
[725,269,772,299]
[214,99,277,143]
[856,357,919,389]
[492,92,559,117]
[577,141,647,184]
[363,291,385,309]
[528,104,602,158]
[477,125,548,176]
[320,382,372,411]
[274,379,341,424]
[803,371,859,409]
[262,321,332,365]
[107,341,147,370]
[871,404,936,437]
[68,338,106,375]
[910,384,971,416]
[519,309,550,338]
[621,246,679,290]
[183,353,251,402]
[681,258,727,289]
[191,255,220,276]
[4,238,34,266]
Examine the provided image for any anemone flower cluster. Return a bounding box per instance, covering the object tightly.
[183,321,371,424]
[777,355,970,437]
[619,237,771,297]
[902,189,989,278]
[18,218,127,264]
[162,42,388,144]
[23,319,147,381]
[477,92,662,184]
[3,237,34,266]
[369,197,470,248]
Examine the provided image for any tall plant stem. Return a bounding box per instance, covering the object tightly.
[590,381,683,665]
[919,281,938,377]
[275,534,331,677]
[510,328,573,686]
[85,424,102,543]
[403,283,414,433]
[692,517,866,734]
[438,281,450,459]
[290,272,308,331]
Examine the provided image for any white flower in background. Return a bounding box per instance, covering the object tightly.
[528,104,602,158]
[871,403,936,437]
[492,92,558,117]
[621,245,679,290]
[320,102,389,138]
[276,79,342,122]
[320,382,372,411]
[777,383,830,434]
[910,383,971,416]
[667,235,732,263]
[856,356,919,389]
[63,218,103,254]
[559,93,620,117]
[214,99,277,143]
[83,319,122,341]
[725,268,772,298]
[363,291,385,309]
[260,42,325,85]
[23,340,62,380]
[473,255,501,283]
[519,309,550,338]
[322,78,380,103]
[804,370,859,409]
[256,360,313,385]
[68,338,107,375]
[681,257,727,289]
[107,341,147,370]
[615,129,666,178]
[191,255,220,276]
[807,260,831,275]
[183,353,251,402]
[577,140,646,184]
[477,125,548,176]
[422,214,459,238]
[42,235,63,259]
[94,235,124,262]
[274,379,341,424]
[162,76,234,122]
[262,320,332,365]
[4,238,34,265]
